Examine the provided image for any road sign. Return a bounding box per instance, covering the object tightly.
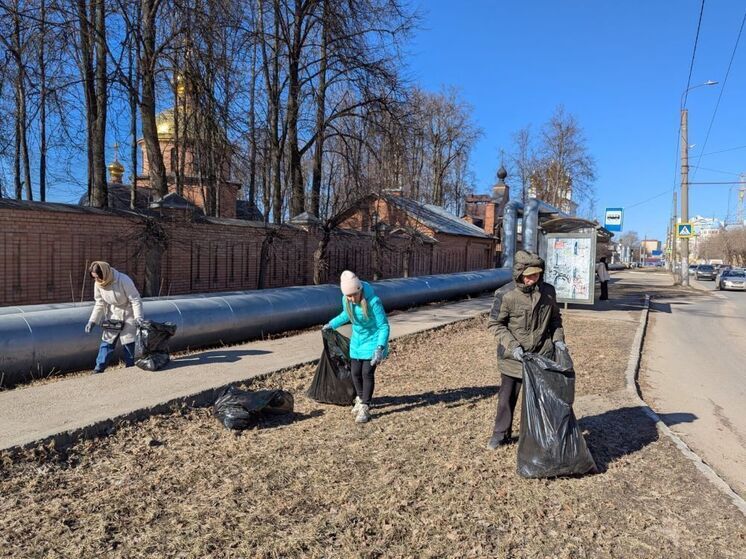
[604,208,623,232]
[677,223,694,238]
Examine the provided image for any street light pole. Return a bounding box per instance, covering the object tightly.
[671,191,679,284]
[681,108,690,286]
[679,80,718,286]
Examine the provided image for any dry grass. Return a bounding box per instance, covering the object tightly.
[1,317,744,559]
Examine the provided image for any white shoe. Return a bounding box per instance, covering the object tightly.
[355,404,371,423]
[351,396,363,416]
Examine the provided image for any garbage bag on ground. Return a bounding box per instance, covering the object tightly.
[516,347,597,478]
[136,351,171,372]
[135,320,177,371]
[306,329,355,405]
[213,385,294,430]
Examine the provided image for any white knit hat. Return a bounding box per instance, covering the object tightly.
[340,270,362,295]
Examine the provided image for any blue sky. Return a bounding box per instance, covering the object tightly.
[407,1,746,242]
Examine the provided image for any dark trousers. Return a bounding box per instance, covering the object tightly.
[492,374,522,438]
[350,359,377,405]
[95,339,136,372]
[600,280,609,300]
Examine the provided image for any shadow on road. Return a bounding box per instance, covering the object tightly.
[373,385,498,418]
[168,349,273,369]
[580,406,697,473]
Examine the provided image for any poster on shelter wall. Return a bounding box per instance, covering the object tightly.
[544,233,596,305]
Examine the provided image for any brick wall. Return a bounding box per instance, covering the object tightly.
[0,201,495,306]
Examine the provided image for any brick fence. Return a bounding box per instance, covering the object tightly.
[0,200,495,306]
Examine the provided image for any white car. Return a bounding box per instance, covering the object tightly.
[718,269,746,291]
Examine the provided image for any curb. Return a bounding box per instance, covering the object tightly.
[626,294,746,516]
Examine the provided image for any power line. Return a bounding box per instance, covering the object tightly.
[691,9,746,178]
[672,0,706,200]
[689,181,743,185]
[626,188,672,209]
[690,165,741,176]
[682,0,707,108]
[699,144,746,157]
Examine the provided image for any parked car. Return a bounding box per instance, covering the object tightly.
[695,264,716,281]
[718,269,746,291]
[688,264,698,275]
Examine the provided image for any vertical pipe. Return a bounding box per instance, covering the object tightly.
[522,198,540,253]
[501,200,520,268]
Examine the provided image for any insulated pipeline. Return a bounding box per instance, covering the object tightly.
[0,269,512,386]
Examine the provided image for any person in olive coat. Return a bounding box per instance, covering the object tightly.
[486,250,566,449]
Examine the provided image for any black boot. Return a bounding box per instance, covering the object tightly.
[487,430,511,450]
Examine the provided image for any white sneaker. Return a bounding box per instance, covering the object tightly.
[351,396,363,416]
[355,404,371,423]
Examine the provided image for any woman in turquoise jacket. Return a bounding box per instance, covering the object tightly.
[324,270,390,423]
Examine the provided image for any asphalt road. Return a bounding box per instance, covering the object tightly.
[642,274,746,497]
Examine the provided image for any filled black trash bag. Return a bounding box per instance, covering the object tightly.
[306,329,355,405]
[516,348,597,478]
[135,320,177,371]
[136,351,170,371]
[213,385,294,430]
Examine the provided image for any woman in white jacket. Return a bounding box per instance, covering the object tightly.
[85,261,144,373]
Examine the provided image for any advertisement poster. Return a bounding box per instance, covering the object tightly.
[544,233,596,305]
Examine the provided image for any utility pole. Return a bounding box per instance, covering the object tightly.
[671,191,679,284]
[680,108,690,286]
[737,173,746,225]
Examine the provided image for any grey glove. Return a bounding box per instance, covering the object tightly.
[554,341,567,352]
[84,321,95,334]
[321,323,333,332]
[370,346,385,366]
[512,346,524,362]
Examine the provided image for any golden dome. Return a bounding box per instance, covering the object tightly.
[107,159,125,183]
[156,108,176,138]
[175,74,190,97]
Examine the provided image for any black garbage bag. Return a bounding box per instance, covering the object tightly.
[135,320,177,371]
[213,385,294,430]
[136,351,171,372]
[306,329,355,405]
[516,348,597,478]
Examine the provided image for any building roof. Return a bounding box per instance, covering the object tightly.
[540,217,613,243]
[149,191,198,210]
[236,200,265,222]
[2,197,145,219]
[288,211,320,226]
[78,183,155,211]
[384,194,492,239]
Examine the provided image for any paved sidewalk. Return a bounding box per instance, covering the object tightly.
[0,295,495,451]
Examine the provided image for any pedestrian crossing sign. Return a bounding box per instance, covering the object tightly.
[677,223,694,238]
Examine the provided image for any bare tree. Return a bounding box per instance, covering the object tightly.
[536,105,596,211]
[509,125,536,204]
[504,105,596,214]
[0,0,33,200]
[138,0,167,199]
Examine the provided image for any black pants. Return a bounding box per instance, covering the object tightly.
[492,374,522,438]
[350,359,377,405]
[600,280,609,300]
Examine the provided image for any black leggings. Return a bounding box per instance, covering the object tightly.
[350,359,377,405]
